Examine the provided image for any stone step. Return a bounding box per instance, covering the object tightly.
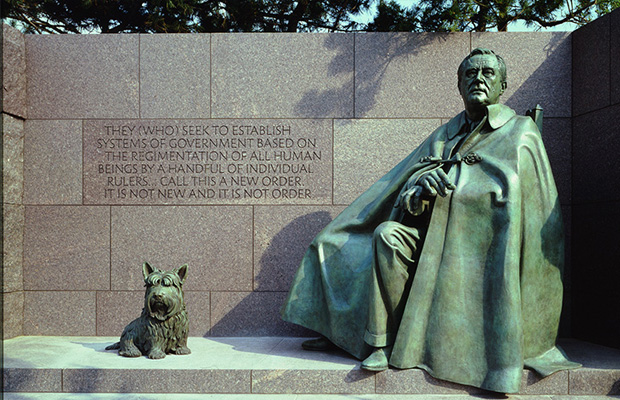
[3,394,619,400]
[3,337,620,396]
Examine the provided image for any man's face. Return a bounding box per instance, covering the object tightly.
[458,54,506,109]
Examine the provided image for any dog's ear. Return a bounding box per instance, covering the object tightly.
[143,262,156,280]
[175,264,188,284]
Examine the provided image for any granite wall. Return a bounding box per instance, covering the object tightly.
[2,26,577,338]
[2,24,26,339]
[571,10,620,349]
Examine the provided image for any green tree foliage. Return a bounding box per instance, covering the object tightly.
[1,0,371,33]
[2,0,619,33]
[368,0,620,32]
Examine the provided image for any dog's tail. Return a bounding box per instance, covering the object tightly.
[105,342,120,350]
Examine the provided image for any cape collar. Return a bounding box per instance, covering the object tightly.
[446,104,516,140]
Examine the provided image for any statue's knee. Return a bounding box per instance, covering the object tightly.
[374,222,420,256]
[374,221,401,245]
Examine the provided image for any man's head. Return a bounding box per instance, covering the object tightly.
[457,48,507,113]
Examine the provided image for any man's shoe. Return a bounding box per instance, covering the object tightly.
[301,337,335,351]
[361,347,391,371]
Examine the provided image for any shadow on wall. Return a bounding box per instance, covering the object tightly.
[209,211,337,337]
[354,33,453,118]
[498,33,572,204]
[255,211,335,291]
[210,32,574,338]
[294,32,571,120]
[294,33,443,118]
[499,33,571,118]
[498,33,573,337]
[293,34,353,117]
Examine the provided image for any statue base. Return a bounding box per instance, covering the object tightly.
[3,336,617,397]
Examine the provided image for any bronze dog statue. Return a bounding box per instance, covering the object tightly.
[106,262,190,359]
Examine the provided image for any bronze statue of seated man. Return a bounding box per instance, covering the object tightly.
[281,47,579,394]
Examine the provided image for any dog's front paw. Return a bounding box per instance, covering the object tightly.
[148,348,166,359]
[119,348,142,357]
[174,346,191,355]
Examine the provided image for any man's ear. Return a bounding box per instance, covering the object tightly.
[457,79,463,94]
[501,81,507,94]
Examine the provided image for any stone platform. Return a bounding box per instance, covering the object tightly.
[2,395,619,400]
[3,337,620,398]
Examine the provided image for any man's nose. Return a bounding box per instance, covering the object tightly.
[474,70,484,82]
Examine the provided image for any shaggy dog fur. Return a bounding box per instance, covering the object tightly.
[106,263,190,359]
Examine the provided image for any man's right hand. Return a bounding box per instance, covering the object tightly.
[399,169,455,215]
[418,169,455,197]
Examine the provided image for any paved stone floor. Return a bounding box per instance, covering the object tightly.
[4,337,620,397]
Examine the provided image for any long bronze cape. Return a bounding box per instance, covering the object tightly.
[281,104,579,393]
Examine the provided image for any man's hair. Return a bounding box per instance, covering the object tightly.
[457,48,507,85]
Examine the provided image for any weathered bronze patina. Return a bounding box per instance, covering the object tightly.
[281,48,580,393]
[106,263,191,359]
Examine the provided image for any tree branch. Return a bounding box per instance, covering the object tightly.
[258,11,350,31]
[527,0,596,27]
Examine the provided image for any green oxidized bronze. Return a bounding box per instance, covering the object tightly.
[281,48,580,393]
[106,263,191,359]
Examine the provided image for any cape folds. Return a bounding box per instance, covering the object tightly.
[281,104,579,393]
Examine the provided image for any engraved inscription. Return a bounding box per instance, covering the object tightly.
[84,120,332,204]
